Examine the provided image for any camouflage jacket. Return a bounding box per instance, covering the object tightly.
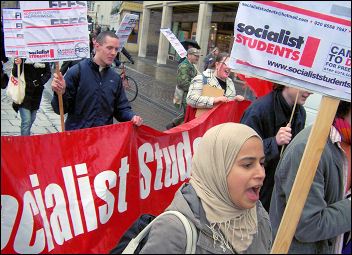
[176,58,197,93]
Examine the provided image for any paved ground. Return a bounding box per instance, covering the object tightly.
[1,54,248,136]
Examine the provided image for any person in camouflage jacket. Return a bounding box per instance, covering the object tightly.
[166,48,201,129]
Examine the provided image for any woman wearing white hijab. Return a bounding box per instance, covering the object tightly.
[140,123,272,254]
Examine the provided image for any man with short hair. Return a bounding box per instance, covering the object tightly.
[51,31,143,131]
[166,48,201,130]
[240,84,313,211]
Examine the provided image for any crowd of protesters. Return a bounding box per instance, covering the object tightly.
[1,17,350,254]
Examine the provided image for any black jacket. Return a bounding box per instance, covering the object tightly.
[12,60,51,111]
[240,90,306,211]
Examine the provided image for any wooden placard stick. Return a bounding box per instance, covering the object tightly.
[55,62,65,132]
[280,89,300,157]
[270,96,340,254]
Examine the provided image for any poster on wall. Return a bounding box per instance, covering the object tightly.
[229,1,351,101]
[19,1,90,62]
[2,8,27,58]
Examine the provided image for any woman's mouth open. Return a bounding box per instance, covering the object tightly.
[246,185,261,201]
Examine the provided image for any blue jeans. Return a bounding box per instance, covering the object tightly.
[19,107,37,136]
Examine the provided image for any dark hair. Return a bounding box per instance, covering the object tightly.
[95,31,118,45]
[208,52,229,69]
[335,100,351,119]
[272,83,285,91]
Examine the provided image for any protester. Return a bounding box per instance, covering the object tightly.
[203,46,219,70]
[269,101,351,254]
[166,48,200,130]
[240,84,313,211]
[11,57,51,135]
[187,52,244,111]
[114,47,134,67]
[89,32,97,57]
[178,39,200,64]
[140,123,271,253]
[51,31,143,131]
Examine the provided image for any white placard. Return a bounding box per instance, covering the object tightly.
[116,13,139,52]
[229,1,351,101]
[20,1,90,62]
[2,8,27,58]
[160,28,187,58]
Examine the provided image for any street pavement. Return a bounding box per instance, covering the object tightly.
[1,55,247,136]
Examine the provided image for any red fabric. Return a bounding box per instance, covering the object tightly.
[184,105,197,123]
[236,73,273,98]
[1,100,252,254]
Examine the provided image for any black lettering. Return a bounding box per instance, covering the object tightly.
[50,17,86,25]
[61,18,69,25]
[267,31,279,42]
[295,36,305,49]
[58,1,68,7]
[236,23,305,49]
[70,18,78,23]
[49,1,58,8]
[287,37,297,48]
[244,25,255,35]
[331,46,339,54]
[76,1,86,7]
[282,31,291,45]
[15,12,21,19]
[237,23,246,33]
[67,1,76,7]
[262,25,270,39]
[51,19,60,25]
[128,19,136,24]
[75,47,89,53]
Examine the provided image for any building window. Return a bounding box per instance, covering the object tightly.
[127,11,140,44]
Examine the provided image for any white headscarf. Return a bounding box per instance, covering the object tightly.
[190,123,262,253]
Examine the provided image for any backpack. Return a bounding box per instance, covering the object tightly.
[109,211,198,254]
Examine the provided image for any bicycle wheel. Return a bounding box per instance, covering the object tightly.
[124,76,138,102]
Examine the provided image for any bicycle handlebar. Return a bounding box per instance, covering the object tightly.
[120,60,134,65]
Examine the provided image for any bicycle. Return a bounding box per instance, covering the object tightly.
[115,61,138,102]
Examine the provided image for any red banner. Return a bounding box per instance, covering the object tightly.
[1,100,251,254]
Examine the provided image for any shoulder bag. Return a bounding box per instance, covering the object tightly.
[6,63,26,104]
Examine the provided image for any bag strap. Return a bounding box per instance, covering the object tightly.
[201,73,207,85]
[122,210,197,254]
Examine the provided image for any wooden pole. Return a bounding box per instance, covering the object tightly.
[280,89,300,157]
[55,62,65,132]
[270,96,340,254]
